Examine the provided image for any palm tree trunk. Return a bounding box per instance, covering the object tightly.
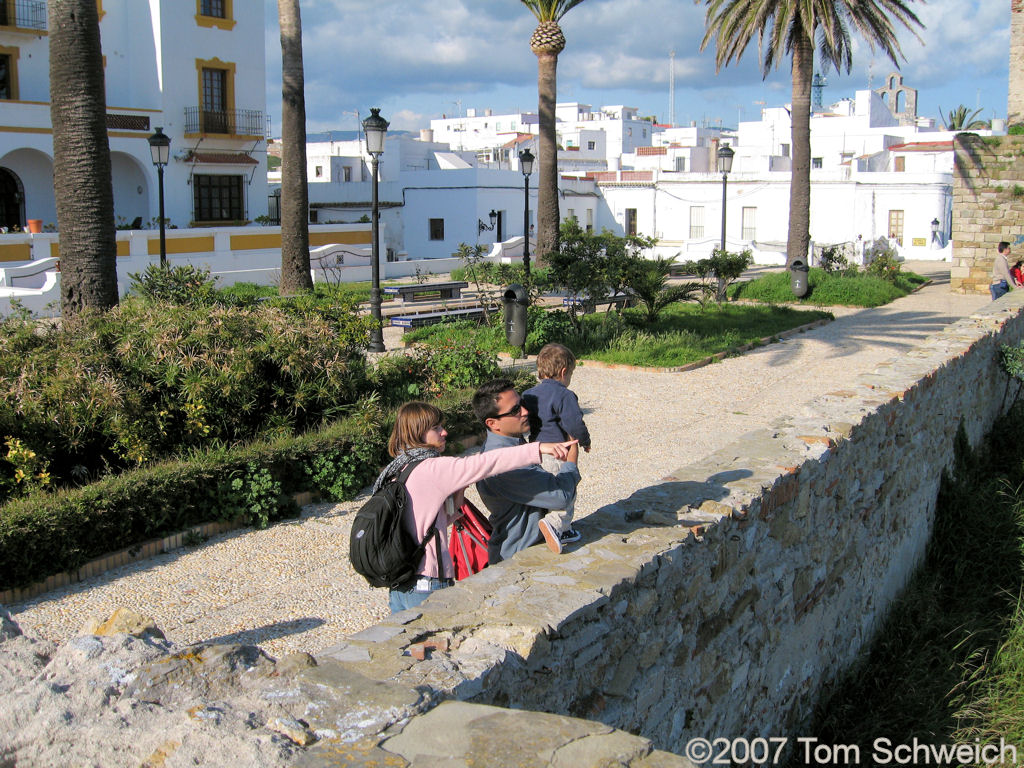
[536,50,560,264]
[786,30,813,269]
[278,0,312,294]
[49,0,117,317]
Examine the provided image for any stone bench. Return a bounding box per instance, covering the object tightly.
[384,281,469,303]
[390,306,488,331]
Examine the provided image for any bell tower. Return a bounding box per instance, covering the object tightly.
[1011,0,1024,124]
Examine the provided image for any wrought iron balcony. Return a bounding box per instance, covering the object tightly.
[184,107,266,137]
[0,0,47,31]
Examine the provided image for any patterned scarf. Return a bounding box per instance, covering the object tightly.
[371,446,440,494]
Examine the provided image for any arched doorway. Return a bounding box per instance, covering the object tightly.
[0,167,24,230]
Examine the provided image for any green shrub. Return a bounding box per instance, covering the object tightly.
[0,413,388,588]
[678,248,753,302]
[865,253,902,283]
[818,244,852,274]
[0,300,372,489]
[129,264,220,305]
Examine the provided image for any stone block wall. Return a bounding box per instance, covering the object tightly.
[317,295,1024,761]
[952,133,1024,294]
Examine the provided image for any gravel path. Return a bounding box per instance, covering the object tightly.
[8,263,990,658]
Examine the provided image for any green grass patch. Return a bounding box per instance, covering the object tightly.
[799,410,1024,757]
[731,268,927,307]
[405,303,831,369]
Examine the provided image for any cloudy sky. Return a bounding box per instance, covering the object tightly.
[263,0,1009,135]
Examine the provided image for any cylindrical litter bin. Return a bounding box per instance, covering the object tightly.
[503,284,529,348]
[790,259,810,298]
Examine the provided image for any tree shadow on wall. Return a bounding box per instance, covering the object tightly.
[790,418,1024,763]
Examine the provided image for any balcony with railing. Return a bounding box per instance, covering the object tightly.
[0,0,47,32]
[184,107,266,139]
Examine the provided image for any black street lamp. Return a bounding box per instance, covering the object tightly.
[362,107,389,353]
[478,209,498,235]
[717,143,734,254]
[519,148,535,278]
[148,126,171,268]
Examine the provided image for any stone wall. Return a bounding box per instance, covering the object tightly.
[951,133,1024,294]
[318,292,1024,760]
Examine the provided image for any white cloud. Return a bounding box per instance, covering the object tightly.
[265,0,1010,132]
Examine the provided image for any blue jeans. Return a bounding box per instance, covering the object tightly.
[388,577,453,613]
[991,280,1009,300]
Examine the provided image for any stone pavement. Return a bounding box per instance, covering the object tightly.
[8,261,989,659]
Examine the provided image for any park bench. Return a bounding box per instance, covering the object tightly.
[562,293,632,313]
[390,306,489,331]
[383,281,468,303]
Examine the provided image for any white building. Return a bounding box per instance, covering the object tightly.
[294,134,558,261]
[430,102,657,172]
[591,88,988,263]
[0,0,268,236]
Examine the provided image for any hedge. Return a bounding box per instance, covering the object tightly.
[0,387,489,590]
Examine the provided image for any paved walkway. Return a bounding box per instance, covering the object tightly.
[7,262,990,658]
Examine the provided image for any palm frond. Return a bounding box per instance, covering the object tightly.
[520,0,587,23]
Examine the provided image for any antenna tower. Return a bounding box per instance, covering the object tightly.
[669,50,676,127]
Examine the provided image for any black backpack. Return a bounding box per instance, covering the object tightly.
[349,460,440,589]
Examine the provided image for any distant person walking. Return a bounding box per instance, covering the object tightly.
[992,241,1015,300]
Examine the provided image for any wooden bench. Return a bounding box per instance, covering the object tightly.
[562,294,632,313]
[383,281,469,303]
[390,306,489,331]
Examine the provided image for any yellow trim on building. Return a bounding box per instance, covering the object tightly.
[0,45,21,101]
[195,0,235,30]
[309,231,372,246]
[97,0,105,20]
[50,242,58,258]
[0,243,31,262]
[147,236,215,256]
[116,240,130,257]
[230,233,281,250]
[0,125,50,134]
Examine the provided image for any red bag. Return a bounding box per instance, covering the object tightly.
[449,500,492,580]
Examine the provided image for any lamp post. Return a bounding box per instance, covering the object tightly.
[362,107,389,353]
[478,209,498,236]
[148,127,171,269]
[717,143,734,254]
[519,148,534,278]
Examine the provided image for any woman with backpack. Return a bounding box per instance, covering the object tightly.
[376,400,575,613]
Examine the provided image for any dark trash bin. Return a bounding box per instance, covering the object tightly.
[790,259,810,298]
[503,284,529,348]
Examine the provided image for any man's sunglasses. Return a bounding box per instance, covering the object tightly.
[493,401,524,419]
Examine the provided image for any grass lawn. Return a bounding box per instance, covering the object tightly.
[731,268,927,307]
[406,302,833,369]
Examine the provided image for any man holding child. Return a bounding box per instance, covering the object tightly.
[472,343,589,561]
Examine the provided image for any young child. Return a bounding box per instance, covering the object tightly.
[522,343,589,553]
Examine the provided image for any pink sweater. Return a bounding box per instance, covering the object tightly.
[402,441,541,579]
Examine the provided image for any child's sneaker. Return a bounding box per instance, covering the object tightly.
[538,519,562,554]
[560,527,582,545]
